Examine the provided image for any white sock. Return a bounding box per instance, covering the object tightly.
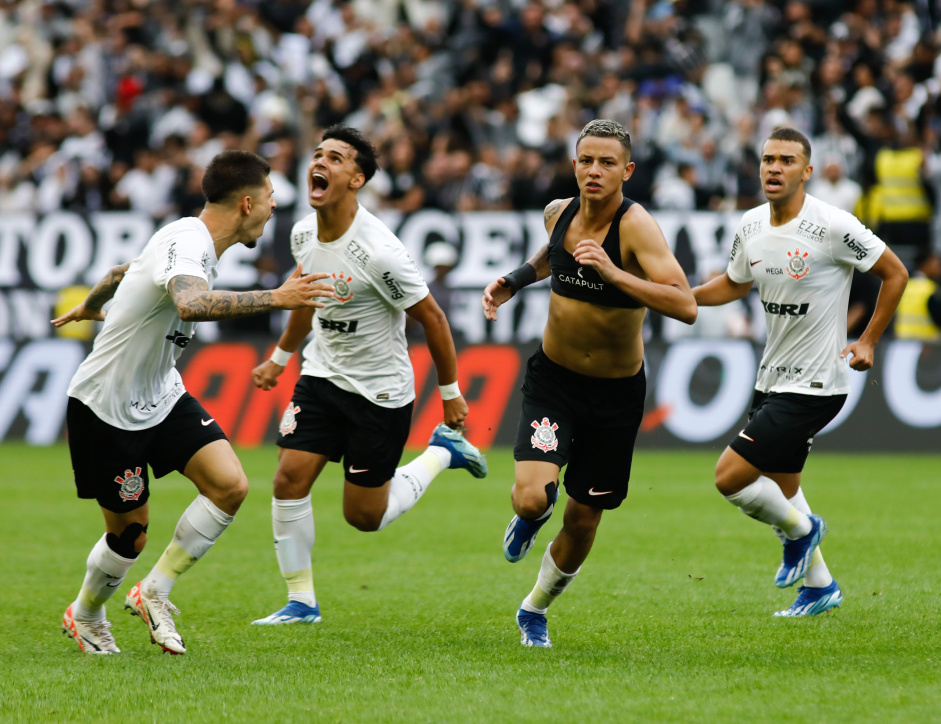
[71,534,136,622]
[724,478,811,538]
[378,448,447,530]
[142,495,234,599]
[520,543,579,614]
[782,487,833,588]
[273,495,317,607]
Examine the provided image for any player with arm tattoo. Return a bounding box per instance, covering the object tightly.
[55,150,333,655]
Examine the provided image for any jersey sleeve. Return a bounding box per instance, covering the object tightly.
[830,209,885,272]
[153,230,209,289]
[371,242,429,311]
[726,220,752,284]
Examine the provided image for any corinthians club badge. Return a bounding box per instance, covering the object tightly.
[115,467,145,502]
[280,403,301,436]
[786,248,810,280]
[332,272,354,303]
[531,417,559,452]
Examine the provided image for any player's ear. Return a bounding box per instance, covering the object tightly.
[350,171,366,190]
[803,164,813,182]
[622,161,635,182]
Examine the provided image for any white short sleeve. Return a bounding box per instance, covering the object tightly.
[829,209,886,272]
[726,224,752,284]
[153,230,211,290]
[371,244,429,311]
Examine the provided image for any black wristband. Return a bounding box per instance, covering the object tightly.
[500,263,538,296]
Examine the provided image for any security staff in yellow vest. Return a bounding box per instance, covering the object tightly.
[896,249,941,341]
[866,123,933,260]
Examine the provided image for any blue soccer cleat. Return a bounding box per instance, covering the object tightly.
[516,607,552,647]
[428,423,488,478]
[503,485,557,563]
[251,601,322,625]
[774,580,843,617]
[775,514,828,588]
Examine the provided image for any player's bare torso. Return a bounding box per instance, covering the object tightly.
[543,199,647,378]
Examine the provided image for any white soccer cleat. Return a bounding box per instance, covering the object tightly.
[124,581,186,654]
[62,604,120,654]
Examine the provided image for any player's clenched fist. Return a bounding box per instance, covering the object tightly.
[251,360,283,390]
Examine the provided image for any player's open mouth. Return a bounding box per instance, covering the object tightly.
[311,173,329,198]
[765,178,783,190]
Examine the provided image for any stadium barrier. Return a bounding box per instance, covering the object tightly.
[1,209,735,344]
[2,338,939,451]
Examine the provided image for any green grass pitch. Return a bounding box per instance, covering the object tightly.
[1,443,939,723]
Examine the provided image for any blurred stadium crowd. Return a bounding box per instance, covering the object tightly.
[2,0,941,260]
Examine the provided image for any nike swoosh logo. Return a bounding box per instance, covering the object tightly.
[151,619,160,631]
[348,466,369,474]
[750,259,762,266]
[588,488,612,496]
[201,418,215,426]
[105,581,121,588]
[738,430,755,442]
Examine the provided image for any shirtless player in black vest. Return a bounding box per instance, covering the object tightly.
[481,119,697,647]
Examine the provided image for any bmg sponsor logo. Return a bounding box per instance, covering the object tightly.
[382,271,404,300]
[842,233,867,261]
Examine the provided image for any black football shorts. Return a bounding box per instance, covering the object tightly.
[276,375,413,488]
[67,393,227,512]
[513,346,646,510]
[729,390,847,473]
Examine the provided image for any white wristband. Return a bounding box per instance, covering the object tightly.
[438,381,461,400]
[270,346,293,367]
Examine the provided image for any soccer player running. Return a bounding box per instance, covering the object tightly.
[691,127,908,616]
[481,119,697,647]
[250,125,487,626]
[53,151,335,655]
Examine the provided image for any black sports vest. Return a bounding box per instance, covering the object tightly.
[548,196,643,309]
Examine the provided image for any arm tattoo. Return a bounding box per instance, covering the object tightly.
[85,263,130,312]
[168,275,275,321]
[544,200,563,226]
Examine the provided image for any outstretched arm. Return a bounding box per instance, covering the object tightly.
[842,247,908,370]
[168,263,334,322]
[51,262,130,326]
[692,272,753,307]
[407,293,468,429]
[482,199,563,321]
[481,244,550,321]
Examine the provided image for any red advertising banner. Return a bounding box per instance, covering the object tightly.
[2,338,939,451]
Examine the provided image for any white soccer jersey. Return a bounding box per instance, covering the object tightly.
[68,217,217,429]
[291,204,429,408]
[727,194,885,396]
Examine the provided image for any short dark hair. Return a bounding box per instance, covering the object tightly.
[766,127,812,162]
[576,119,632,158]
[321,124,379,183]
[201,151,271,204]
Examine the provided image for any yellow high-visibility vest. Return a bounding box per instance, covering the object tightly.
[895,276,941,340]
[870,147,933,223]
